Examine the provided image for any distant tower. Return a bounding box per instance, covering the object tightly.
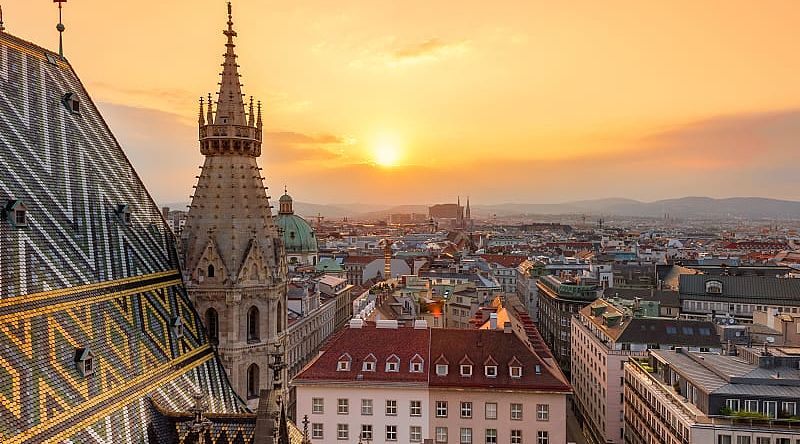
[465,196,472,230]
[181,2,287,408]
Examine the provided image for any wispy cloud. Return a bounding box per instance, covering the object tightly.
[348,37,470,69]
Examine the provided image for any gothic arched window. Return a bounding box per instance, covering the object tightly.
[205,308,219,344]
[247,306,260,342]
[207,264,215,278]
[247,363,259,399]
[277,301,283,333]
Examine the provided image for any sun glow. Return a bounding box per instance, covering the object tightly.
[373,136,402,167]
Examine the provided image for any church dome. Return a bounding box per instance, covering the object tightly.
[277,213,318,254]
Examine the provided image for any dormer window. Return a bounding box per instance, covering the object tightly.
[705,280,723,294]
[62,92,80,114]
[460,364,473,377]
[535,364,542,375]
[171,316,184,338]
[410,354,424,373]
[337,353,351,371]
[386,354,400,372]
[509,357,523,378]
[74,348,95,377]
[484,355,498,378]
[436,364,449,376]
[362,353,377,372]
[114,204,132,226]
[4,200,27,228]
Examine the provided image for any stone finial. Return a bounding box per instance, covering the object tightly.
[198,97,205,126]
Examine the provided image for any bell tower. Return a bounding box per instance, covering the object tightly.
[182,2,287,408]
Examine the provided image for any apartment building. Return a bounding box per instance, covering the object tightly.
[571,298,721,444]
[624,349,800,444]
[679,275,800,322]
[293,320,571,443]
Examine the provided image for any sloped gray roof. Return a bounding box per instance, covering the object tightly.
[679,275,800,304]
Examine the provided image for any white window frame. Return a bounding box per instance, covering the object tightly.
[436,426,448,443]
[312,397,324,414]
[537,403,549,421]
[485,365,498,378]
[461,364,473,377]
[436,364,449,376]
[485,402,497,420]
[337,398,349,415]
[460,427,473,444]
[361,424,373,440]
[410,425,422,442]
[361,399,373,416]
[386,425,398,441]
[436,400,448,418]
[337,423,349,440]
[511,403,523,420]
[312,423,323,439]
[510,366,522,378]
[385,399,398,416]
[461,401,473,418]
[410,400,422,417]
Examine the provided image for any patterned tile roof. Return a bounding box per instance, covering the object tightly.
[0,31,265,443]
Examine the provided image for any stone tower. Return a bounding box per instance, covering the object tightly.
[182,2,287,408]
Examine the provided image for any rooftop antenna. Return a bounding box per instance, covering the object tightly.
[54,0,67,57]
[0,4,6,32]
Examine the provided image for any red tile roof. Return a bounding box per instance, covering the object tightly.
[429,329,570,392]
[294,323,570,393]
[293,323,430,384]
[479,254,528,269]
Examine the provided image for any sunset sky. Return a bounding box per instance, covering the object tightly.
[9,1,800,207]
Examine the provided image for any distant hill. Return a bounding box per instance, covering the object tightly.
[473,197,800,220]
[161,196,800,221]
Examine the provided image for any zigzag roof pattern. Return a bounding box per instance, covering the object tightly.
[0,31,289,443]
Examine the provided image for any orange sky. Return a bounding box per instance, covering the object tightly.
[8,1,800,206]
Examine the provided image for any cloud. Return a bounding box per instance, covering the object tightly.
[349,37,470,69]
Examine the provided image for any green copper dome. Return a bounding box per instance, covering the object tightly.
[276,191,318,253]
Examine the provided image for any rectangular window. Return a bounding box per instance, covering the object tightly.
[718,436,732,444]
[745,400,758,412]
[537,404,549,421]
[755,438,771,444]
[361,424,373,440]
[485,402,497,420]
[437,400,448,418]
[511,430,522,444]
[386,425,398,441]
[410,425,422,442]
[781,401,797,417]
[410,400,422,417]
[386,399,397,416]
[725,399,740,411]
[460,427,473,444]
[312,423,323,440]
[461,401,473,418]
[362,399,373,415]
[537,431,549,444]
[437,364,449,376]
[461,364,473,376]
[337,424,349,440]
[511,403,523,420]
[485,428,497,444]
[436,426,449,443]
[337,398,349,415]
[764,401,777,418]
[485,365,498,378]
[312,397,324,414]
[510,366,522,378]
[411,361,424,373]
[736,437,751,444]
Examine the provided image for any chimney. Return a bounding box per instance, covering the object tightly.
[503,321,512,334]
[489,313,498,330]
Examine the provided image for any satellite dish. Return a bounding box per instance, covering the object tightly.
[727,318,735,325]
[767,336,775,343]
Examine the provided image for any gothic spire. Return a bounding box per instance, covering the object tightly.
[214,2,246,126]
[198,97,205,126]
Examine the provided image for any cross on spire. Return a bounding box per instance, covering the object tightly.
[214,1,246,126]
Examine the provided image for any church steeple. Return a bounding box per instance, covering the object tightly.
[197,2,262,157]
[215,1,246,126]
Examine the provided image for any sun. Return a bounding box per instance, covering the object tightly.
[373,139,401,167]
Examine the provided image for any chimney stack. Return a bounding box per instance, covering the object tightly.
[489,313,498,330]
[503,321,512,334]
